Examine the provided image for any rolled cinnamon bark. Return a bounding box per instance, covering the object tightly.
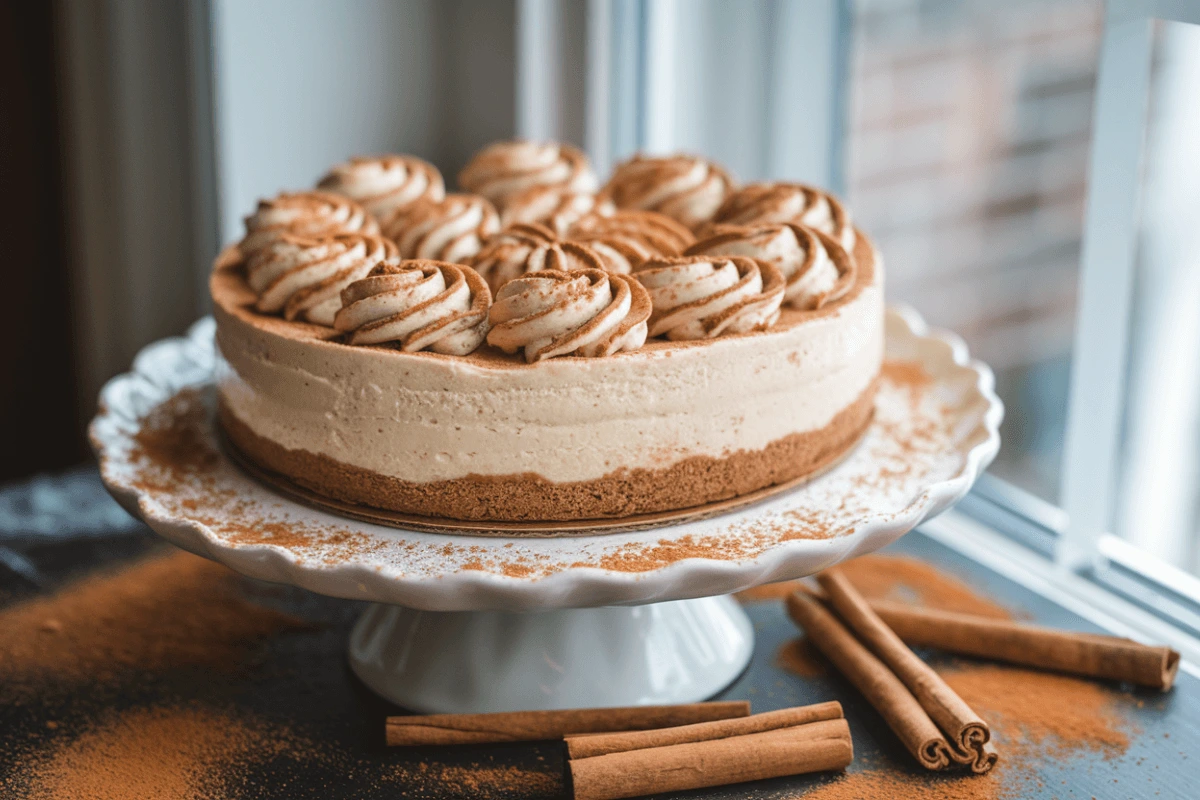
[385,701,750,746]
[785,590,955,770]
[565,701,843,759]
[797,583,1181,691]
[817,570,997,774]
[568,719,853,800]
[866,601,1181,691]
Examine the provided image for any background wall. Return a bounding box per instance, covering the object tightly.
[212,0,516,246]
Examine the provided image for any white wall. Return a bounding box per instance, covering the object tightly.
[212,0,441,242]
[652,0,839,185]
[211,0,516,244]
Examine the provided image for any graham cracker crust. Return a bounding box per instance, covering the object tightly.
[219,379,878,524]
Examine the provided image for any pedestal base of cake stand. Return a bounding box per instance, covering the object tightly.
[347,595,754,713]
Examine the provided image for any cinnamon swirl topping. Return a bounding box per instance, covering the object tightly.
[334,260,491,355]
[568,210,695,274]
[470,223,606,294]
[487,269,652,362]
[239,192,378,257]
[245,232,399,326]
[458,140,599,209]
[687,223,854,310]
[317,155,445,220]
[500,186,615,235]
[713,183,855,250]
[381,193,500,264]
[601,154,734,229]
[634,255,785,340]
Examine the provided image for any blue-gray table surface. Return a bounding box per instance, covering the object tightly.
[0,470,1195,799]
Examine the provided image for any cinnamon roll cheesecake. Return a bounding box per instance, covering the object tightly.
[212,145,884,524]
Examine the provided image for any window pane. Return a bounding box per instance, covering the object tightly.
[1116,20,1200,575]
[844,0,1103,502]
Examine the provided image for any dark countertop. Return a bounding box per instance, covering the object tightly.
[0,474,1195,799]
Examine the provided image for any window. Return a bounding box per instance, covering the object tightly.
[845,0,1102,504]
[1114,19,1200,574]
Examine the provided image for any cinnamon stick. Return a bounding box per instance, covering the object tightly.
[568,718,853,800]
[817,570,997,774]
[867,601,1181,691]
[785,590,956,770]
[797,584,1181,691]
[565,701,843,759]
[385,701,750,746]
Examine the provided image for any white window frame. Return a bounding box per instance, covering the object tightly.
[1062,0,1200,572]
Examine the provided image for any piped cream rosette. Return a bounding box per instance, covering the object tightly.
[634,255,786,340]
[334,260,491,355]
[245,232,400,326]
[601,154,735,229]
[317,155,445,221]
[686,223,855,310]
[568,210,695,274]
[381,193,500,264]
[487,269,652,362]
[239,191,378,257]
[500,186,615,235]
[470,223,608,294]
[458,140,599,209]
[713,183,855,251]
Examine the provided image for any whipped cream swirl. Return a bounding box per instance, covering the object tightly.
[239,192,378,257]
[687,223,854,310]
[470,223,607,293]
[318,155,445,220]
[334,260,491,355]
[568,210,695,274]
[634,255,785,340]
[381,193,500,263]
[458,141,599,209]
[245,232,399,326]
[487,269,651,362]
[713,183,855,250]
[500,186,615,235]
[601,154,734,229]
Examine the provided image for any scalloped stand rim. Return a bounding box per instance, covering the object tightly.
[90,308,1001,710]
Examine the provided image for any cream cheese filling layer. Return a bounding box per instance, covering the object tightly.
[215,271,882,484]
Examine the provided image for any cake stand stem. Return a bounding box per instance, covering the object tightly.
[347,595,754,713]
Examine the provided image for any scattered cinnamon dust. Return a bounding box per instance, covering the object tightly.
[775,637,827,677]
[739,554,1012,619]
[769,555,1139,799]
[798,767,1008,800]
[942,665,1133,758]
[380,762,559,797]
[795,662,1139,800]
[13,706,290,800]
[0,550,311,697]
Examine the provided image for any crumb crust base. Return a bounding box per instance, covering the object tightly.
[219,380,877,525]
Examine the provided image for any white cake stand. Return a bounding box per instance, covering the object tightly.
[91,307,1001,713]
